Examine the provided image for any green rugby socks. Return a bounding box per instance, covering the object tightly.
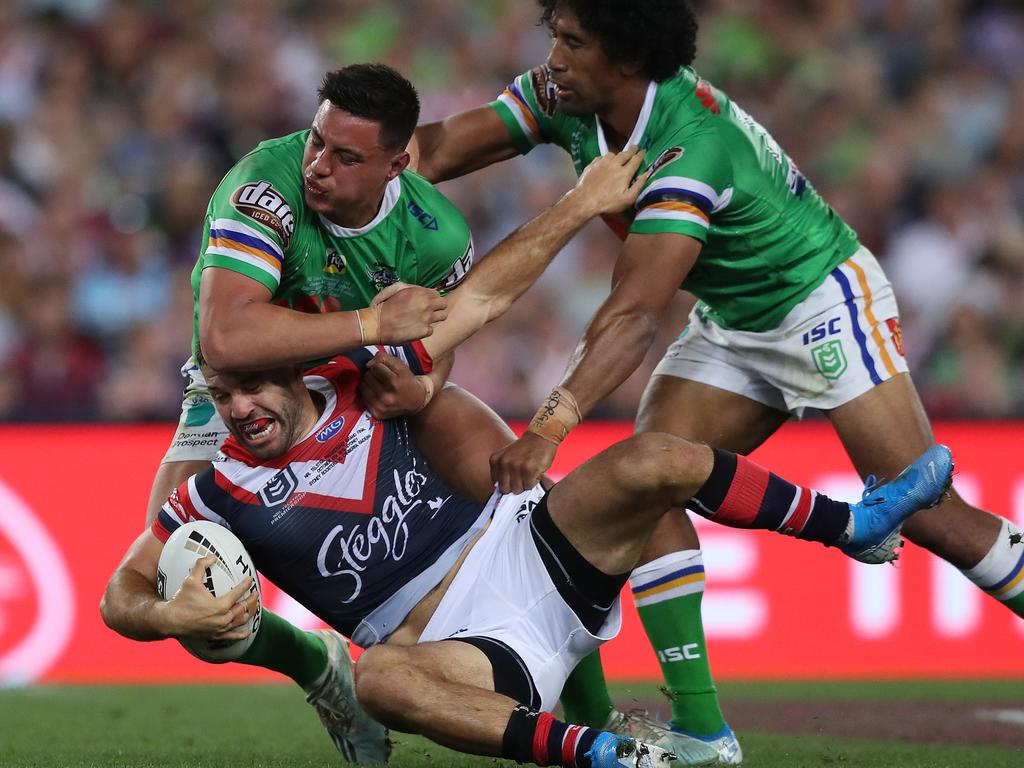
[236,609,328,687]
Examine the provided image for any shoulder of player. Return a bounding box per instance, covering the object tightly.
[205,130,309,255]
[214,130,306,207]
[395,170,471,246]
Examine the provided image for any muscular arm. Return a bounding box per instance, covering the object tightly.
[101,528,254,642]
[412,107,519,183]
[488,232,701,493]
[410,383,516,503]
[563,232,701,414]
[100,530,174,641]
[421,149,649,361]
[199,268,445,371]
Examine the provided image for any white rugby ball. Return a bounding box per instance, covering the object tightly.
[157,520,262,663]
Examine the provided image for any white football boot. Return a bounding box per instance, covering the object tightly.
[304,629,391,763]
[602,710,720,766]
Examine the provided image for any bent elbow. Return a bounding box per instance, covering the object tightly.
[197,328,236,371]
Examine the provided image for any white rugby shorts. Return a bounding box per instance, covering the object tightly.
[161,358,230,463]
[654,247,909,416]
[417,485,622,713]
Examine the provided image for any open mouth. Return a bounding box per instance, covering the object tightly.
[239,417,276,444]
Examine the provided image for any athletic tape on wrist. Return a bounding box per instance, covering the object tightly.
[527,386,581,445]
[357,307,380,345]
[414,375,435,413]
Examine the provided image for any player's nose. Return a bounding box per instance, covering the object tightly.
[546,39,567,71]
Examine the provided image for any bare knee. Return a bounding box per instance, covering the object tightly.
[356,645,417,727]
[611,433,711,503]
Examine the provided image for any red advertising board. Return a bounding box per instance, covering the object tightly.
[0,422,1022,684]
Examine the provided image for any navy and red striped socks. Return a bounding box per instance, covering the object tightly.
[503,704,601,768]
[690,448,850,545]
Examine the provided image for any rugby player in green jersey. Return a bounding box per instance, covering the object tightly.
[148,64,473,526]
[142,64,500,763]
[411,1,1024,763]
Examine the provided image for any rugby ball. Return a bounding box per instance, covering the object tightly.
[156,520,262,663]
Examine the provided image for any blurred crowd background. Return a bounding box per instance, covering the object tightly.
[1,0,1022,423]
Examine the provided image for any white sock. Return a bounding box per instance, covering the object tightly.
[962,520,1024,602]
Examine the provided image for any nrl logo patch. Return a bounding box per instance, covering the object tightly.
[530,65,558,117]
[231,180,295,247]
[812,340,848,380]
[649,146,684,176]
[258,466,299,507]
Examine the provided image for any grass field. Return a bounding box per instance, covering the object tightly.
[1,681,1021,768]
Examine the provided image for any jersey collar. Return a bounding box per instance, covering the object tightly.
[596,81,657,155]
[318,176,402,238]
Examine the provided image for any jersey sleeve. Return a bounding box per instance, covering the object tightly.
[152,468,232,543]
[325,340,433,383]
[403,178,476,293]
[489,66,569,155]
[202,147,301,294]
[630,135,735,243]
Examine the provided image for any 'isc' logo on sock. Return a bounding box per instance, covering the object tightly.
[657,644,702,663]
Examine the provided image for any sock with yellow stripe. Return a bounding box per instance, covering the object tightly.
[962,520,1024,618]
[630,550,725,736]
[235,609,328,687]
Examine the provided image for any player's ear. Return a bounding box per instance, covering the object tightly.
[619,59,644,78]
[387,150,411,180]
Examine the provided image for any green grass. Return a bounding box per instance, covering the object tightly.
[0,682,1020,768]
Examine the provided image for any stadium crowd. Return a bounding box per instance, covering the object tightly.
[0,0,1022,422]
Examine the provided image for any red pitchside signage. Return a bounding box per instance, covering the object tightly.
[0,422,1022,684]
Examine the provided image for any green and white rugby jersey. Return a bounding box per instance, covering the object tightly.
[191,130,473,353]
[491,67,860,331]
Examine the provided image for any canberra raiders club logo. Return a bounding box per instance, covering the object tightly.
[367,263,399,290]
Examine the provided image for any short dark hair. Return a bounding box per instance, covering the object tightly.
[539,0,698,82]
[316,64,420,150]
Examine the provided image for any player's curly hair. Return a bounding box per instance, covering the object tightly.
[317,64,420,150]
[538,0,698,82]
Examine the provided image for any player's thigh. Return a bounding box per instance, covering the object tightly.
[357,641,494,724]
[637,374,789,454]
[633,375,788,560]
[826,373,1000,564]
[547,434,714,574]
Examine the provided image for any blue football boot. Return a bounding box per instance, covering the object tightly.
[841,444,953,564]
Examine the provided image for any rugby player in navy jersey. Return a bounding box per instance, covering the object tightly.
[102,147,953,768]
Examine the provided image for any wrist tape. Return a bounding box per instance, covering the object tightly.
[527,386,581,445]
[356,306,381,345]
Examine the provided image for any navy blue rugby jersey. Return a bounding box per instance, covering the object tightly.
[153,342,492,647]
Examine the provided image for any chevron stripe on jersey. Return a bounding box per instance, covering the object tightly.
[496,74,545,147]
[206,217,284,284]
[152,345,487,643]
[635,176,733,232]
